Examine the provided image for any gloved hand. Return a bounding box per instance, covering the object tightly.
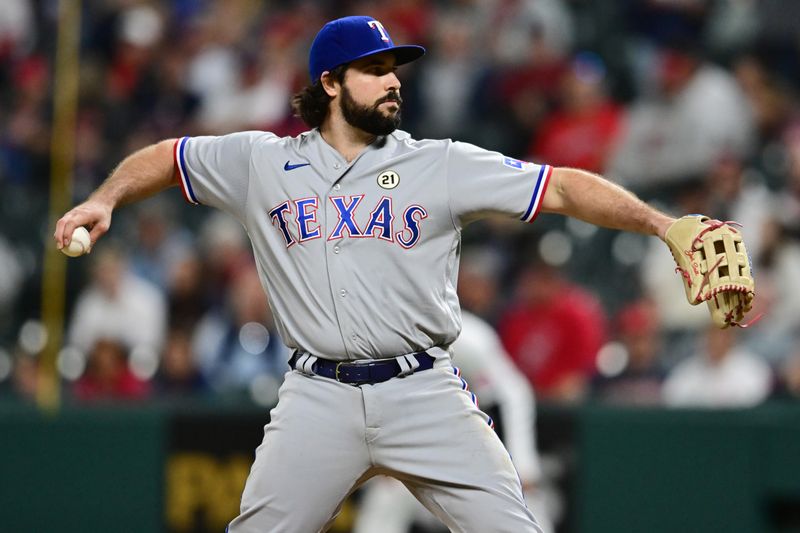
[664,215,755,328]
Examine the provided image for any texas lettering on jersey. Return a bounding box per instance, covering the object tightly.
[268,195,428,249]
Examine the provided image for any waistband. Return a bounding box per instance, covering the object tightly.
[289,351,436,386]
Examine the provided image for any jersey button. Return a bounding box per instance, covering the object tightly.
[334,163,341,169]
[333,246,340,254]
[334,183,341,191]
[340,289,347,297]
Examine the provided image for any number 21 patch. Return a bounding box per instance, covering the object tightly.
[377,170,400,189]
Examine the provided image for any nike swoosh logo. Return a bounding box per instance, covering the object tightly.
[284,161,311,171]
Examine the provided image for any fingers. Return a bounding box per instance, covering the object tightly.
[54,211,81,249]
[87,219,110,246]
[53,202,112,250]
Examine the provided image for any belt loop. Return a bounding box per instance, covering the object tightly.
[396,354,420,377]
[302,354,318,374]
[295,353,318,376]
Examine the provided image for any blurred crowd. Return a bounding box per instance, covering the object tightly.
[2,0,800,409]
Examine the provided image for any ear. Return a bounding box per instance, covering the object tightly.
[320,71,339,98]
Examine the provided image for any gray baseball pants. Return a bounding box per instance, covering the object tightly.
[227,357,542,533]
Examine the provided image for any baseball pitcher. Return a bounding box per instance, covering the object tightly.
[54,15,755,533]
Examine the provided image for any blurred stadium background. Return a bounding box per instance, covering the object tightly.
[1,1,800,532]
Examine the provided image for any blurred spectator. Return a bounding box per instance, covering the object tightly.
[2,53,51,186]
[128,197,195,291]
[197,211,253,308]
[499,260,606,402]
[457,245,504,321]
[8,351,38,402]
[67,246,168,356]
[0,0,34,59]
[102,4,166,143]
[755,0,800,90]
[609,40,755,193]
[487,0,574,65]
[109,4,164,97]
[527,52,623,173]
[773,349,800,400]
[704,0,759,58]
[183,0,295,133]
[167,249,209,331]
[592,300,665,406]
[662,326,772,407]
[184,15,242,122]
[776,125,800,235]
[705,153,772,261]
[733,54,795,163]
[742,218,800,364]
[154,327,209,397]
[199,18,301,133]
[485,2,572,155]
[136,47,200,146]
[73,338,151,402]
[192,264,291,396]
[0,233,23,336]
[413,11,484,139]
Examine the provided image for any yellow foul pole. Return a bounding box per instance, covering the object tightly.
[38,0,82,411]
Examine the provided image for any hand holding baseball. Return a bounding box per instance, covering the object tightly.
[54,198,113,255]
[60,226,92,257]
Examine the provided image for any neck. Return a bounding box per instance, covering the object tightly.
[319,112,376,163]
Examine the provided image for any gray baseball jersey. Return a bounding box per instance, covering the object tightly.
[174,129,552,360]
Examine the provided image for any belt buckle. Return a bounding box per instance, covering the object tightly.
[335,361,343,382]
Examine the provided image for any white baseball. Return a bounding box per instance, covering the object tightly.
[61,226,91,257]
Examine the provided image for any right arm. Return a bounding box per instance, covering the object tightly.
[54,139,177,250]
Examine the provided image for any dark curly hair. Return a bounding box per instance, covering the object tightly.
[291,65,347,128]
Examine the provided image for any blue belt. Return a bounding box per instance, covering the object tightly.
[289,352,435,385]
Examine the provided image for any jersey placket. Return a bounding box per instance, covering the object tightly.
[322,155,366,359]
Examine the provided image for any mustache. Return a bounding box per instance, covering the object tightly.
[375,91,403,107]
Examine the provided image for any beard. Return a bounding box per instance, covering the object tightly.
[340,84,402,136]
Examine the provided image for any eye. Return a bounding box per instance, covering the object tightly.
[368,65,396,76]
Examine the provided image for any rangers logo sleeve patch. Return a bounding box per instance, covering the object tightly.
[503,157,525,170]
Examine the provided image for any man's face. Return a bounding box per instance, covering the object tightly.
[339,52,403,135]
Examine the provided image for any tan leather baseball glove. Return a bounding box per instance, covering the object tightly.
[664,215,755,328]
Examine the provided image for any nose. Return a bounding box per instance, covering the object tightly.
[385,71,401,91]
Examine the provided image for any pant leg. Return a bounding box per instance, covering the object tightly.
[365,366,543,533]
[228,371,372,533]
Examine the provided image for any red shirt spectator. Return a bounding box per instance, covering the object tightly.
[499,264,606,401]
[74,338,150,402]
[529,52,624,173]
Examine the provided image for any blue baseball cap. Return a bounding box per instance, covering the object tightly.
[308,16,425,83]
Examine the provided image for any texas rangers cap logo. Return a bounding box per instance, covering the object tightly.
[377,170,399,189]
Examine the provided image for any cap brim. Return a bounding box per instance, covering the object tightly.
[349,44,426,68]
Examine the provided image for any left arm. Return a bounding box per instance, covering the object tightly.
[541,167,675,240]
